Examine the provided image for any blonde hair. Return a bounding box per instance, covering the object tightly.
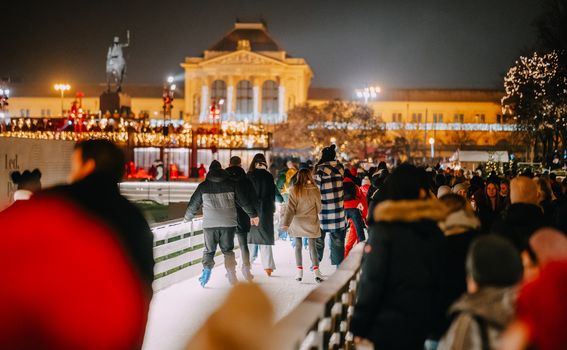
[291,169,316,198]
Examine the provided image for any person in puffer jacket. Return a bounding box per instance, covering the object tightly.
[184,160,258,287]
[343,172,367,257]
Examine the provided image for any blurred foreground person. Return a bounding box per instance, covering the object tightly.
[281,169,323,283]
[352,163,449,350]
[10,168,42,202]
[0,196,148,349]
[39,140,155,296]
[185,160,258,287]
[438,236,523,350]
[501,261,567,350]
[186,283,273,350]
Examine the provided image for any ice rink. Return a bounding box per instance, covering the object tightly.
[142,239,334,350]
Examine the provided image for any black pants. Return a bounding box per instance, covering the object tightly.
[202,227,236,271]
[315,228,347,266]
[345,208,366,242]
[236,231,250,268]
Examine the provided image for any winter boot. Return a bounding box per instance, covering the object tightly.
[242,265,254,282]
[264,268,273,277]
[313,267,324,283]
[199,268,212,287]
[295,267,303,282]
[226,268,238,285]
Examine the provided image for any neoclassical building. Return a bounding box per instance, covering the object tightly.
[181,21,312,124]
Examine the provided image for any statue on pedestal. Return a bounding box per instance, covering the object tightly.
[106,31,130,92]
[101,31,132,115]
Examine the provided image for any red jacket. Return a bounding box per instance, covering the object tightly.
[0,197,149,349]
[343,177,368,219]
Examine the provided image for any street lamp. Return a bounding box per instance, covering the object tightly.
[54,83,71,117]
[429,137,435,159]
[355,85,381,104]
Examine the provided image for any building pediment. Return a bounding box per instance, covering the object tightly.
[200,50,286,67]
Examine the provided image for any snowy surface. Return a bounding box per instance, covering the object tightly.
[142,239,334,350]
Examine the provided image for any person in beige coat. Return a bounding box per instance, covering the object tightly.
[281,169,324,283]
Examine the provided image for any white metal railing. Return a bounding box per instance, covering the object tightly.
[274,243,365,350]
[119,181,199,204]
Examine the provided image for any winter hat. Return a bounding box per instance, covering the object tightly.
[209,160,222,170]
[437,185,451,198]
[321,144,336,163]
[10,169,42,192]
[452,182,470,194]
[383,163,429,201]
[529,228,567,267]
[467,235,523,288]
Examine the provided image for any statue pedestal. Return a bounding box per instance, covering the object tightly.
[100,91,132,115]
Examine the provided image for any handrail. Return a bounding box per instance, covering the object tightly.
[274,243,365,350]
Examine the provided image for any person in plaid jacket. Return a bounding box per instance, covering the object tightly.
[314,144,347,266]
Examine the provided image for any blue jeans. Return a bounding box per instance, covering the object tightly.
[345,208,366,242]
[316,228,346,266]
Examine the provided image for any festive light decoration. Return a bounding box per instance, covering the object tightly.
[0,117,271,150]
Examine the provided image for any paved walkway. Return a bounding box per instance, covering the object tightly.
[142,239,334,350]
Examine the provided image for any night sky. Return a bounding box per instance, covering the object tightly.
[4,0,541,89]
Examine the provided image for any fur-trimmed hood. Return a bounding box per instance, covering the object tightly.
[440,209,481,235]
[374,198,450,223]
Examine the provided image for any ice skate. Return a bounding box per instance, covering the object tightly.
[242,265,254,281]
[313,267,324,283]
[295,267,303,282]
[199,268,212,287]
[264,268,273,277]
[226,269,238,285]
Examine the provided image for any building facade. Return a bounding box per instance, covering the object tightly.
[181,21,312,124]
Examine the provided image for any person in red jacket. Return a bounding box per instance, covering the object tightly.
[0,196,149,349]
[344,174,368,257]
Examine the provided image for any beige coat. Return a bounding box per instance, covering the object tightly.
[283,184,322,238]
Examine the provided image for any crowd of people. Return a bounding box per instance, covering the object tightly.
[2,137,567,349]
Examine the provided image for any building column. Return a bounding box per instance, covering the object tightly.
[199,83,209,123]
[278,85,286,123]
[226,85,234,119]
[253,79,260,123]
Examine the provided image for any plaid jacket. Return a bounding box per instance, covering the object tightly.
[314,161,346,231]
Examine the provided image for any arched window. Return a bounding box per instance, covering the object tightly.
[236,80,253,116]
[210,80,227,113]
[261,80,278,114]
[287,95,296,111]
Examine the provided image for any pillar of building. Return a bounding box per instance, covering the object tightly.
[226,76,234,119]
[199,83,209,123]
[252,77,260,123]
[278,85,286,123]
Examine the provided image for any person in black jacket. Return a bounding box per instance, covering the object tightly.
[37,140,155,299]
[225,156,258,281]
[185,160,258,287]
[352,163,449,350]
[247,154,283,277]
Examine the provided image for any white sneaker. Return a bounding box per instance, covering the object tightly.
[314,268,323,283]
[295,267,303,282]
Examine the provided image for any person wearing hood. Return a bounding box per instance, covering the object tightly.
[438,193,481,337]
[10,169,42,202]
[225,156,258,281]
[351,163,449,349]
[185,160,259,287]
[438,235,523,350]
[247,154,283,277]
[313,144,347,266]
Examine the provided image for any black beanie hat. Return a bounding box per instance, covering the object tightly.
[321,144,336,163]
[209,160,222,170]
[467,235,523,288]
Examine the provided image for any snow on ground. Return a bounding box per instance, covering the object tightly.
[142,239,334,350]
